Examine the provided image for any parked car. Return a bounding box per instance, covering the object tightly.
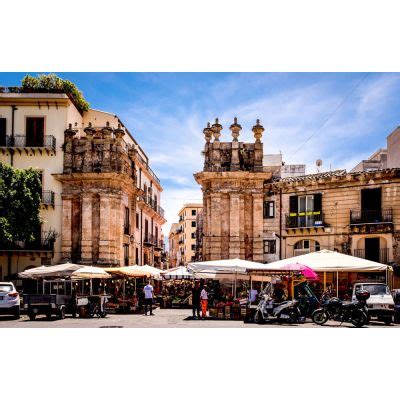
[0,282,20,319]
[392,289,400,324]
[352,282,394,325]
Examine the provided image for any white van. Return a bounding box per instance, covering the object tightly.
[352,282,394,325]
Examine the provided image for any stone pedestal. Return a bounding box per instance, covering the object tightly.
[61,196,73,260]
[80,194,93,263]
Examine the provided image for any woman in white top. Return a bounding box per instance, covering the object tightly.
[200,285,208,319]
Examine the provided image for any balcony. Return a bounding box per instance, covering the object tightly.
[0,237,55,256]
[155,239,164,251]
[353,248,389,264]
[349,208,393,233]
[41,191,55,207]
[0,135,56,154]
[137,195,165,218]
[285,212,326,231]
[143,234,156,247]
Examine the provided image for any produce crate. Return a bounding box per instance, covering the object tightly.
[209,307,218,318]
[224,306,231,319]
[217,310,224,319]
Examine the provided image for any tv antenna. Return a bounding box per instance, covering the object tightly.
[316,159,323,173]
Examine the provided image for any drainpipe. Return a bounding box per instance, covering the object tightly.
[10,105,17,166]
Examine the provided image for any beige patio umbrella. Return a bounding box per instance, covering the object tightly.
[72,266,111,295]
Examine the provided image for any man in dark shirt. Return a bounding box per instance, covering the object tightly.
[191,281,201,319]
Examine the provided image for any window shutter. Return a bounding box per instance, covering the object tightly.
[314,193,322,212]
[289,196,298,214]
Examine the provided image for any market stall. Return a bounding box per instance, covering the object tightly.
[255,250,391,299]
[188,258,267,320]
[104,266,149,313]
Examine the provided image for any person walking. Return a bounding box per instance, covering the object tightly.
[191,281,201,319]
[200,284,208,319]
[143,280,154,316]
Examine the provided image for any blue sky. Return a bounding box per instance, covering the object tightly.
[2,72,400,233]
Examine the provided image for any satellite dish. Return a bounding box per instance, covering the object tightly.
[316,159,323,172]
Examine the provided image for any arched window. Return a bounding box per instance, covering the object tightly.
[294,239,320,255]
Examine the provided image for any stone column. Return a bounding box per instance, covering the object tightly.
[239,194,246,259]
[252,192,264,262]
[229,193,241,259]
[80,194,93,264]
[209,193,222,260]
[61,195,73,260]
[113,196,123,266]
[98,194,111,264]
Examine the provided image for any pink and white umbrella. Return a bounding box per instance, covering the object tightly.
[280,263,319,280]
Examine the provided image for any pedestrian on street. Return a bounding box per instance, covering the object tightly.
[143,280,154,316]
[191,281,201,319]
[200,284,208,319]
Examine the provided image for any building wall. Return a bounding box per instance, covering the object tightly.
[0,95,79,278]
[265,170,400,265]
[387,127,400,169]
[177,204,203,265]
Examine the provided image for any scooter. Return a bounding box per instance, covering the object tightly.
[254,292,303,324]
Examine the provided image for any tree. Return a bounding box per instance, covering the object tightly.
[0,162,42,247]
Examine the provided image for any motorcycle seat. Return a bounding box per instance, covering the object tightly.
[341,302,355,309]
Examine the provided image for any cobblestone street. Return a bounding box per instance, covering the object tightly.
[1,308,399,328]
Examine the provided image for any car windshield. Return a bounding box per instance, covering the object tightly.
[0,284,13,292]
[362,284,389,295]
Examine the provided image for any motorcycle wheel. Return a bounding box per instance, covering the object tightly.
[312,309,329,325]
[351,311,367,328]
[287,310,299,324]
[254,310,264,324]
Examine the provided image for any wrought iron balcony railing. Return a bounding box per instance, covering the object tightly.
[350,208,393,225]
[0,135,56,151]
[138,195,165,218]
[41,190,55,206]
[285,212,325,229]
[353,248,389,264]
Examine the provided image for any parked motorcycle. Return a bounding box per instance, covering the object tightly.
[254,292,304,324]
[311,290,370,327]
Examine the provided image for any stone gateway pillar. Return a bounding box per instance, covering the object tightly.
[194,118,272,262]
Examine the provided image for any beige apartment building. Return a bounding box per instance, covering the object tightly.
[0,87,165,281]
[176,203,203,265]
[195,118,400,274]
[168,222,180,268]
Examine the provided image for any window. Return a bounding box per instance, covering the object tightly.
[263,201,275,218]
[289,193,322,227]
[263,240,276,254]
[0,118,6,146]
[26,117,44,147]
[191,232,196,239]
[294,239,320,255]
[123,244,129,266]
[192,209,196,216]
[191,221,196,228]
[135,248,139,264]
[191,244,196,251]
[124,207,130,235]
[136,213,139,229]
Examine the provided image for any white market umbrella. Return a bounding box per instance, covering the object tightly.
[162,266,194,280]
[247,250,389,273]
[249,250,391,297]
[132,265,163,280]
[18,263,83,279]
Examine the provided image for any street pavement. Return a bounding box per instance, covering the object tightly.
[0,308,399,328]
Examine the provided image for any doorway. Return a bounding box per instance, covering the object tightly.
[365,237,380,262]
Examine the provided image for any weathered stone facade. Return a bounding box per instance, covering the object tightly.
[195,118,400,276]
[194,118,272,262]
[54,123,141,267]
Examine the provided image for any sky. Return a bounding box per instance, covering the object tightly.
[1,72,400,236]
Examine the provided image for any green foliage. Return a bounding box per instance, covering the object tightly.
[0,162,42,246]
[21,73,90,113]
